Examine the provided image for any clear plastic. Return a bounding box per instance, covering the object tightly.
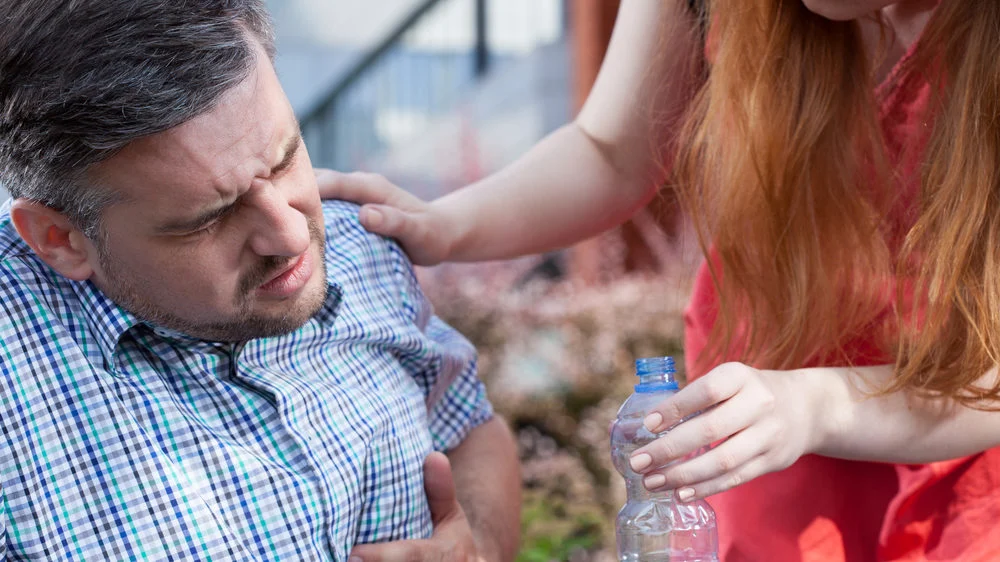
[611,357,719,562]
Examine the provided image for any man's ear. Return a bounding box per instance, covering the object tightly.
[10,200,96,281]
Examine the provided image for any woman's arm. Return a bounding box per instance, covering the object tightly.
[627,362,1000,500]
[318,0,702,264]
[815,364,1000,463]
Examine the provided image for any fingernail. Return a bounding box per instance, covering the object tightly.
[644,412,663,432]
[643,474,666,489]
[630,453,652,472]
[362,207,382,227]
[677,488,695,501]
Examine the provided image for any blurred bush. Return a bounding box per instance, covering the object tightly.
[422,265,693,562]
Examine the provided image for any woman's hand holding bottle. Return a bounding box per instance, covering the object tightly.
[628,362,831,501]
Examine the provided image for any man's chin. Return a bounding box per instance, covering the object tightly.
[136,281,329,343]
[207,253,330,341]
[215,282,329,341]
[98,235,329,342]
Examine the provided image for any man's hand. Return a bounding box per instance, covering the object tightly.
[349,452,483,562]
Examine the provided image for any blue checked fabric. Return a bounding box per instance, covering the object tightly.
[0,200,493,561]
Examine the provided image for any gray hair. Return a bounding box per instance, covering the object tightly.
[0,0,276,238]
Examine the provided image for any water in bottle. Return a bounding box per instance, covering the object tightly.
[611,356,719,562]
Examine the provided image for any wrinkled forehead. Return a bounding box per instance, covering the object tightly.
[88,44,295,213]
[149,72,277,188]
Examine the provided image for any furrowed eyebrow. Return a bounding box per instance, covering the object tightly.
[156,202,237,235]
[157,129,301,235]
[271,132,302,176]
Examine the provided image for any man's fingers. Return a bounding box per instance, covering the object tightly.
[422,452,460,526]
[349,454,475,562]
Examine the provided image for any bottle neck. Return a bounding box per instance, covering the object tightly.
[634,356,679,393]
[635,373,678,393]
[638,373,672,385]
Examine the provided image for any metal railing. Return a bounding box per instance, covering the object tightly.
[299,0,566,172]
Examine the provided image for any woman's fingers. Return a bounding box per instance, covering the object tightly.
[629,365,812,498]
[358,204,413,239]
[630,384,763,472]
[315,169,421,206]
[674,454,772,501]
[628,362,793,498]
[313,169,450,265]
[643,363,748,433]
[644,423,781,493]
[315,169,388,203]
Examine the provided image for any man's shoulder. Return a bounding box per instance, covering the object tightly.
[319,199,424,314]
[321,199,365,234]
[321,199,410,270]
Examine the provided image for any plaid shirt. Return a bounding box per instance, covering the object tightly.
[0,200,492,561]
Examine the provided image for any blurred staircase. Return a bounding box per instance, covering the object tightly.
[297,0,571,201]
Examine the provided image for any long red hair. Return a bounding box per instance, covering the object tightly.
[673,0,1000,404]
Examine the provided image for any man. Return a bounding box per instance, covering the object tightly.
[0,1,519,560]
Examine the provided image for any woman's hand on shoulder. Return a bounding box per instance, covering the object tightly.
[314,168,453,266]
[628,362,828,501]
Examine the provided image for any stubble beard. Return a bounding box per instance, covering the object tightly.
[95,218,328,342]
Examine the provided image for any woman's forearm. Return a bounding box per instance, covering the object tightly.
[434,0,702,262]
[435,123,661,261]
[813,364,1000,463]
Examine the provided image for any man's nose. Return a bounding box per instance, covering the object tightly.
[247,187,311,257]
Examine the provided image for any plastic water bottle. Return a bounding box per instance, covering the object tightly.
[611,356,719,562]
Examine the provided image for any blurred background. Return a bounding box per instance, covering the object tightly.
[267,1,701,560]
[0,2,701,560]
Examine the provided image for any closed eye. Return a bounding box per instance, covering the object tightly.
[160,200,240,237]
[183,219,223,237]
[271,134,301,177]
[172,205,238,238]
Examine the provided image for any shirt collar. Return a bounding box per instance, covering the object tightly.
[70,277,344,374]
[70,279,143,374]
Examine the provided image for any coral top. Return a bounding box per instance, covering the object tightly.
[683,18,1000,562]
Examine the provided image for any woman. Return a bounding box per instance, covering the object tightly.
[319,0,1000,559]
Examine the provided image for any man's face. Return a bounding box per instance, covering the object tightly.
[86,44,328,342]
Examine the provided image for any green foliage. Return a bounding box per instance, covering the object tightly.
[425,271,692,561]
[518,491,603,562]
